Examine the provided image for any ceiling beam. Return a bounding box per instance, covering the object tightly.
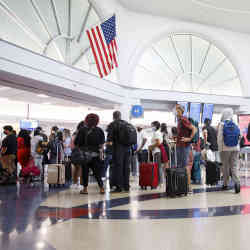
[72,46,90,66]
[151,46,178,78]
[0,0,44,49]
[199,43,211,74]
[197,57,227,90]
[65,0,72,64]
[30,0,64,62]
[170,35,184,74]
[77,4,92,43]
[50,0,61,35]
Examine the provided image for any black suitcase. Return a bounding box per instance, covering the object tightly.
[205,161,220,185]
[166,168,188,197]
[165,143,188,197]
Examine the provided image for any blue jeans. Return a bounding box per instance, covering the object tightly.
[176,145,191,168]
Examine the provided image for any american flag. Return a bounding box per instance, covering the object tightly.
[86,15,118,78]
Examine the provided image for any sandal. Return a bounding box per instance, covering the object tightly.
[100,187,105,194]
[80,188,88,194]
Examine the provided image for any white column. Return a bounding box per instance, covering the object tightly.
[114,95,141,122]
[114,103,131,122]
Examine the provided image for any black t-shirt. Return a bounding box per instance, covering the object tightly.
[74,126,105,153]
[2,134,17,155]
[203,125,218,151]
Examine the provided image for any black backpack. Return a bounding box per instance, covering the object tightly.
[117,121,137,146]
[206,126,218,151]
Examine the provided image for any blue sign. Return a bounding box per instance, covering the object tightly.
[190,103,201,122]
[202,104,214,123]
[131,105,144,118]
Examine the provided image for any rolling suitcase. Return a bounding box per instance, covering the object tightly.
[46,144,65,186]
[205,160,220,186]
[166,143,188,197]
[139,155,158,190]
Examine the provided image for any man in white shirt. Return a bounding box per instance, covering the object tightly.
[136,127,148,164]
[148,121,163,187]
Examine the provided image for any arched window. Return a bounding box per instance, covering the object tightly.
[133,34,241,96]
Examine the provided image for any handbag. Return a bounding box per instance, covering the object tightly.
[71,147,89,165]
[71,129,95,165]
[206,149,216,162]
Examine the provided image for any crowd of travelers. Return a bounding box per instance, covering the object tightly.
[0,105,248,195]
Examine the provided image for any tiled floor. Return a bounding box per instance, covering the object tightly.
[1,174,250,250]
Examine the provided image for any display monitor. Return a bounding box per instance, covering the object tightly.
[189,103,201,122]
[202,104,214,123]
[177,102,188,117]
[20,120,38,131]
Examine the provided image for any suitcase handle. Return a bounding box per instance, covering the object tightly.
[148,152,156,163]
[167,142,177,168]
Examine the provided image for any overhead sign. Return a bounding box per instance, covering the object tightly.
[131,105,144,118]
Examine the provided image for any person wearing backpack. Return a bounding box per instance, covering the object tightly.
[217,108,240,193]
[107,111,136,193]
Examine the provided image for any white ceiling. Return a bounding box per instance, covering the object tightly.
[118,0,250,34]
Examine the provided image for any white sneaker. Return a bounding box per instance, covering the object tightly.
[70,184,76,189]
